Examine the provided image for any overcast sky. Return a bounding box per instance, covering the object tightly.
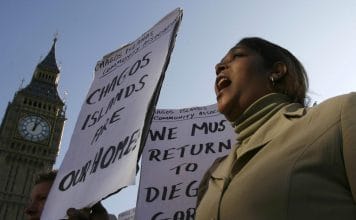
[1,0,356,215]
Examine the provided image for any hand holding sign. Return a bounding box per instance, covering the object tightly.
[67,202,109,220]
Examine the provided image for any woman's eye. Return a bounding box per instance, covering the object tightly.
[233,53,244,58]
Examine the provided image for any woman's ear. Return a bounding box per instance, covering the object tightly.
[270,62,287,80]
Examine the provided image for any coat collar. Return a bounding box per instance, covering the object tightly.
[211,94,306,180]
[237,102,305,160]
[210,143,239,183]
[234,93,292,143]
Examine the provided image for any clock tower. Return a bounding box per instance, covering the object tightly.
[0,39,66,219]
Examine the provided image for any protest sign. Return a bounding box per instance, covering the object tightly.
[42,8,183,219]
[135,104,235,220]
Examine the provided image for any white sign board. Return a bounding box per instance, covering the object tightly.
[42,8,182,219]
[135,105,235,220]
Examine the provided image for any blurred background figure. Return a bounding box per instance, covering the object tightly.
[24,170,115,220]
[24,170,57,220]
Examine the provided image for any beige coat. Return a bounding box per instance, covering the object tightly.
[195,93,356,220]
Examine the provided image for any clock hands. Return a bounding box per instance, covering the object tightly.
[32,120,40,131]
[19,116,49,141]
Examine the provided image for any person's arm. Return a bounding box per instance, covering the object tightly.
[341,93,356,203]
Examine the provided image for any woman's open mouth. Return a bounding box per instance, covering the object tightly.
[216,76,231,93]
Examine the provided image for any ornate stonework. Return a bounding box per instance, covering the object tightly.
[0,39,66,219]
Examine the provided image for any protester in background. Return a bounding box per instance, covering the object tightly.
[25,170,112,220]
[195,37,356,219]
[25,170,57,220]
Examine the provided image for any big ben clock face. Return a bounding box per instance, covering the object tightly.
[18,115,50,142]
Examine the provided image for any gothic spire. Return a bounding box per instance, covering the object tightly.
[21,37,64,104]
[37,37,60,74]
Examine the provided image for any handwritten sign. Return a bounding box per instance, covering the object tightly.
[42,8,183,219]
[135,105,235,220]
